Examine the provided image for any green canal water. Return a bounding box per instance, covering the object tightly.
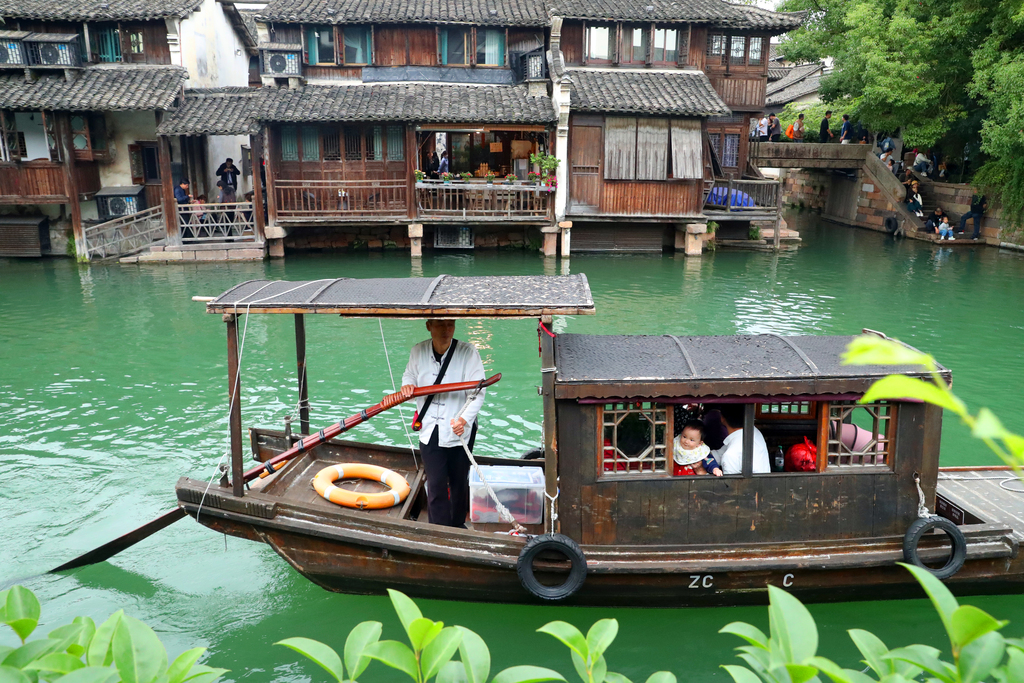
[2,213,1024,681]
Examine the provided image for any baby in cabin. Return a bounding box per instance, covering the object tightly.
[673,420,724,477]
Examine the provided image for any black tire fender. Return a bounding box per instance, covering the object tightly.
[884,215,899,233]
[903,516,967,580]
[517,533,587,601]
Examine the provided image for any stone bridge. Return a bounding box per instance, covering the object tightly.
[751,141,930,239]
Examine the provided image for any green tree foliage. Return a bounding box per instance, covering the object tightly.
[968,1,1024,234]
[778,0,991,148]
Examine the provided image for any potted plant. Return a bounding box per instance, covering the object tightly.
[414,169,425,182]
[460,172,473,182]
[505,173,517,184]
[543,175,557,192]
[441,172,452,184]
[527,171,541,185]
[529,152,561,179]
[486,172,496,185]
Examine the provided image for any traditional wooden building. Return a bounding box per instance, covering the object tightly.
[549,2,804,253]
[0,0,258,259]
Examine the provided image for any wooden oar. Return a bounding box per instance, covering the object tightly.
[49,374,500,573]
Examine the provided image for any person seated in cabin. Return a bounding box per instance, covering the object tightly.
[710,404,771,475]
[673,421,723,477]
[399,319,486,528]
[701,409,728,451]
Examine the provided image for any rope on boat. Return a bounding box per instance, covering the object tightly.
[914,473,936,519]
[545,488,559,535]
[197,280,335,521]
[454,390,529,536]
[378,319,419,470]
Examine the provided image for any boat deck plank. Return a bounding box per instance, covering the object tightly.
[937,471,1024,541]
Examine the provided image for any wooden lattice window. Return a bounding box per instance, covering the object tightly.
[722,134,739,168]
[729,35,746,66]
[826,402,894,467]
[365,126,382,161]
[706,33,725,66]
[386,125,404,161]
[323,127,341,161]
[0,111,18,162]
[344,127,362,160]
[300,126,320,161]
[280,126,299,161]
[600,402,670,475]
[748,37,764,66]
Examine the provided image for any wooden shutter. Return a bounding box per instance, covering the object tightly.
[645,24,653,65]
[677,25,689,66]
[334,26,343,65]
[613,23,621,65]
[604,117,637,180]
[582,22,587,65]
[636,118,668,180]
[671,119,701,179]
[301,25,309,64]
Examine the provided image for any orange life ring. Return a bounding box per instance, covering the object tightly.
[312,463,411,510]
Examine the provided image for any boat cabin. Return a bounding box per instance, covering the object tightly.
[552,333,943,545]
[175,274,1023,606]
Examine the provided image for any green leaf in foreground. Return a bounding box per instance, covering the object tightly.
[455,626,490,683]
[767,585,818,663]
[491,665,566,683]
[51,667,121,683]
[604,673,633,683]
[166,647,207,683]
[87,611,124,668]
[950,605,1007,652]
[421,627,463,681]
[344,621,382,680]
[537,622,588,661]
[387,590,423,640]
[3,586,41,643]
[0,665,31,683]
[365,640,418,682]
[275,637,344,682]
[586,620,619,662]
[721,664,763,683]
[860,376,965,415]
[958,632,1006,683]
[644,673,676,683]
[112,614,168,683]
[720,623,769,650]
[898,564,960,639]
[23,653,85,675]
[841,336,934,368]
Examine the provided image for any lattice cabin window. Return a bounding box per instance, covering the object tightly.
[601,402,670,475]
[757,401,815,418]
[826,402,894,467]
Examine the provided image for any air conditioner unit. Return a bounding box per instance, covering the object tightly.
[0,31,30,67]
[509,47,547,84]
[260,44,302,76]
[95,185,146,222]
[25,33,83,68]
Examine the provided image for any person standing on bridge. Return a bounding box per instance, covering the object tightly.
[819,111,833,143]
[839,114,852,144]
[769,114,782,142]
[758,114,770,142]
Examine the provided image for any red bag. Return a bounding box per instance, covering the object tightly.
[785,123,796,139]
[785,437,817,472]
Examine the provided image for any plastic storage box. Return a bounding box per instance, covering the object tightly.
[469,465,545,525]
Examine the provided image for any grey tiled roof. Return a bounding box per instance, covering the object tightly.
[0,65,185,111]
[0,0,201,20]
[157,88,261,135]
[568,68,729,116]
[551,0,804,29]
[256,0,804,28]
[237,9,261,46]
[767,66,789,82]
[256,83,556,123]
[257,0,550,26]
[765,62,822,106]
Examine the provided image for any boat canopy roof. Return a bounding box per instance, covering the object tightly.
[554,334,950,399]
[206,275,595,317]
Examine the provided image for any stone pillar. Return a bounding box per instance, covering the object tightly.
[408,223,423,257]
[559,221,572,257]
[541,224,559,256]
[684,223,706,256]
[268,239,285,258]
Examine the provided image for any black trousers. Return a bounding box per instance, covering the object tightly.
[421,424,477,527]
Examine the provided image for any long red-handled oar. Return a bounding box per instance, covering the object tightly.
[246,373,501,482]
[50,374,501,573]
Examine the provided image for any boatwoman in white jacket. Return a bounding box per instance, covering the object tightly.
[400,319,486,527]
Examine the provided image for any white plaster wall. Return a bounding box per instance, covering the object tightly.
[178,0,250,89]
[98,111,158,187]
[176,0,254,196]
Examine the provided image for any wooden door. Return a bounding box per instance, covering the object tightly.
[570,124,601,212]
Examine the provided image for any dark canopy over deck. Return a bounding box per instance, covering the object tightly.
[554,333,950,398]
[206,274,595,317]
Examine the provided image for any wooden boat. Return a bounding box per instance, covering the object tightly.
[175,275,1024,606]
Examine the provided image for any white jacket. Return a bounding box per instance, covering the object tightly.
[401,339,486,447]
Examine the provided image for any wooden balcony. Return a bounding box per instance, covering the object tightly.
[704,178,781,221]
[415,180,552,222]
[0,162,68,204]
[274,179,408,222]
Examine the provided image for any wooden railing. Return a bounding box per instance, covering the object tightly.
[177,201,257,243]
[415,180,552,221]
[275,179,408,219]
[704,178,780,213]
[0,162,68,202]
[82,206,165,259]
